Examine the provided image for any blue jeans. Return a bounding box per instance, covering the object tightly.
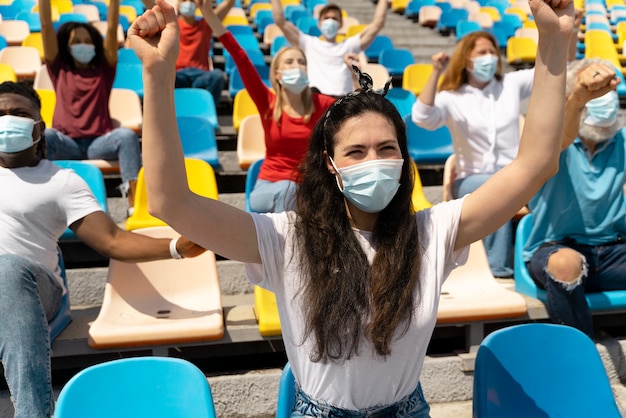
[175,67,225,107]
[453,174,513,277]
[291,383,430,417]
[44,127,142,186]
[528,240,626,338]
[0,254,63,418]
[250,179,297,213]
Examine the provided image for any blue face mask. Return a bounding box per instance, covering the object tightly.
[179,1,196,17]
[278,68,309,94]
[331,158,404,213]
[0,115,40,153]
[320,18,339,39]
[70,43,96,65]
[470,54,498,83]
[584,90,619,127]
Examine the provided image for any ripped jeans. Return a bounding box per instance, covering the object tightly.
[527,239,626,337]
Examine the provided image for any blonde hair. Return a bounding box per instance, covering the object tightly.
[439,31,503,92]
[269,46,314,124]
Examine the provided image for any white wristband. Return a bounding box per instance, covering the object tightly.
[169,238,183,259]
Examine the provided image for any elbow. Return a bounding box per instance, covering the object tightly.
[147,200,170,224]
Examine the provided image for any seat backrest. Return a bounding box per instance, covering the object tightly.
[0,45,41,78]
[404,115,454,165]
[237,114,266,170]
[473,323,621,418]
[410,160,432,211]
[54,160,109,241]
[232,88,260,132]
[34,63,53,89]
[402,62,435,96]
[21,32,44,59]
[276,363,296,418]
[364,34,394,61]
[36,88,55,127]
[112,63,144,99]
[244,158,264,212]
[385,87,415,120]
[72,4,100,22]
[0,19,30,45]
[0,62,16,82]
[360,63,390,91]
[126,158,218,230]
[55,357,218,418]
[270,35,289,56]
[177,115,220,169]
[263,23,284,46]
[174,87,219,132]
[378,47,415,76]
[109,88,143,134]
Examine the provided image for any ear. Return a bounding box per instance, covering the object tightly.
[323,150,336,174]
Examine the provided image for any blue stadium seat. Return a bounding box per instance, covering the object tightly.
[378,48,415,77]
[16,11,42,32]
[117,47,141,65]
[113,63,144,99]
[404,115,454,165]
[296,16,321,36]
[244,158,263,212]
[276,363,296,418]
[436,8,469,35]
[456,19,482,40]
[177,115,221,169]
[270,35,289,56]
[174,87,219,132]
[473,323,621,418]
[385,87,416,120]
[228,65,270,98]
[364,34,394,62]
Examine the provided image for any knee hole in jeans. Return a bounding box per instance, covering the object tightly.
[545,249,587,291]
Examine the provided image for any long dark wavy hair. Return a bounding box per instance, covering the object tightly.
[56,22,105,70]
[294,91,421,362]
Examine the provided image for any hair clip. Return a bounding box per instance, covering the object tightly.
[351,65,393,97]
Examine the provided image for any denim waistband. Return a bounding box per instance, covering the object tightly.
[292,382,430,418]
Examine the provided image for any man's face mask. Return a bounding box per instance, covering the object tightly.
[320,18,339,39]
[584,90,619,127]
[0,115,41,153]
[179,1,197,17]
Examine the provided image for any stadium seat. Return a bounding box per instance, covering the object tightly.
[418,5,442,28]
[0,45,41,79]
[378,47,415,77]
[361,62,391,91]
[364,34,394,63]
[90,21,125,47]
[385,87,415,120]
[21,32,44,59]
[228,64,270,98]
[232,88,260,132]
[55,357,218,418]
[456,19,482,38]
[33,64,53,89]
[126,158,219,231]
[15,11,41,32]
[276,362,296,418]
[436,8,469,35]
[0,62,16,82]
[0,19,30,45]
[36,88,55,129]
[404,115,454,165]
[177,115,221,169]
[473,323,621,418]
[109,88,143,134]
[402,62,437,96]
[270,35,289,56]
[262,23,284,47]
[112,63,143,99]
[117,47,141,65]
[72,4,100,22]
[237,114,266,170]
[174,87,219,132]
[87,225,224,348]
[505,36,537,67]
[514,214,626,311]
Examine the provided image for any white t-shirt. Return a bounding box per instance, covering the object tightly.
[299,33,362,96]
[0,160,101,290]
[411,69,534,180]
[246,198,468,410]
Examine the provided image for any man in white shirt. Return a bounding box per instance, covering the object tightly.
[271,0,389,96]
[0,81,205,418]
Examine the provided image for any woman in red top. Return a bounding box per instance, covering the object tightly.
[39,0,142,212]
[201,0,336,212]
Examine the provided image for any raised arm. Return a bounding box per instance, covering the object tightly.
[454,0,574,251]
[417,52,448,106]
[39,0,58,63]
[104,0,122,66]
[358,0,389,50]
[561,62,618,149]
[213,0,235,21]
[271,0,300,47]
[128,0,261,263]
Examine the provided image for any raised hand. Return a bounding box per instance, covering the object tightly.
[570,63,620,105]
[529,0,574,37]
[127,0,180,71]
[431,52,449,73]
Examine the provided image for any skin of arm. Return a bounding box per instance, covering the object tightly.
[39,0,58,62]
[129,0,261,263]
[358,0,389,50]
[72,211,206,262]
[271,0,300,47]
[454,0,574,251]
[209,0,235,21]
[104,0,122,66]
[417,52,449,106]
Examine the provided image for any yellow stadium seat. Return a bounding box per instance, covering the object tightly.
[506,36,537,66]
[346,23,367,37]
[232,88,260,132]
[36,88,56,127]
[402,63,439,96]
[0,63,16,83]
[479,6,501,21]
[126,159,219,231]
[21,33,44,60]
[411,161,432,211]
[119,5,137,23]
[249,2,272,20]
[254,286,282,337]
[221,15,249,26]
[51,0,74,14]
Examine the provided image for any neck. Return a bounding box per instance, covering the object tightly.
[580,136,600,154]
[181,15,195,24]
[467,76,489,89]
[345,201,378,232]
[0,150,39,168]
[282,89,306,114]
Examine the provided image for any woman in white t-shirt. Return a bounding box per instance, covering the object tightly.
[129,0,575,414]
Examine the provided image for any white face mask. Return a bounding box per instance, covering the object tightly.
[320,18,339,39]
[70,43,96,64]
[330,157,403,213]
[278,68,309,94]
[584,90,619,127]
[179,1,196,17]
[469,54,498,83]
[0,115,41,153]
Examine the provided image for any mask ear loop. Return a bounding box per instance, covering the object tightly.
[327,155,344,192]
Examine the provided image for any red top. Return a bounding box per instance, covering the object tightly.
[219,32,336,182]
[47,56,115,138]
[176,17,212,71]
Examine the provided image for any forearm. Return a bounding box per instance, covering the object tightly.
[104,0,121,62]
[214,0,235,21]
[417,71,441,106]
[270,0,286,26]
